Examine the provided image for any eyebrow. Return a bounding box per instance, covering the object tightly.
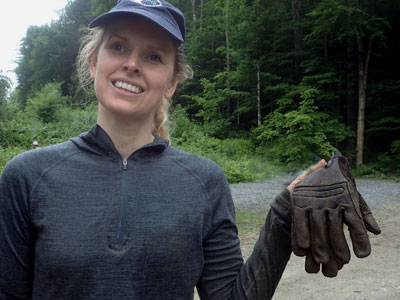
[107,33,129,42]
[107,32,172,53]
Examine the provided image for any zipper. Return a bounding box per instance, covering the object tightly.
[115,158,128,245]
[122,158,128,170]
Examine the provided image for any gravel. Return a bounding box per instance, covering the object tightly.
[230,175,400,213]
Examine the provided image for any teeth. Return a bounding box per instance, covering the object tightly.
[115,81,142,94]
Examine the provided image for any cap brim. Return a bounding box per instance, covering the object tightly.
[89,10,184,42]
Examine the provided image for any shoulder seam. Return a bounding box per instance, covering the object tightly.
[28,147,84,214]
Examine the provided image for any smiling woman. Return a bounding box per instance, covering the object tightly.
[0,0,379,299]
[89,16,181,155]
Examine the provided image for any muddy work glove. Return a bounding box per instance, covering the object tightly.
[290,151,381,277]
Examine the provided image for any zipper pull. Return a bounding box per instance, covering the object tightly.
[122,159,128,170]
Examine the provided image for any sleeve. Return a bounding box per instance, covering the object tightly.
[232,189,292,299]
[0,158,35,299]
[196,169,292,300]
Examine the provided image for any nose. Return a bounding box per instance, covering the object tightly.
[123,53,141,74]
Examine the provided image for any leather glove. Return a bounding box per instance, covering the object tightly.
[290,151,381,277]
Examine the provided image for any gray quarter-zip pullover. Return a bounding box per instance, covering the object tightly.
[0,125,292,299]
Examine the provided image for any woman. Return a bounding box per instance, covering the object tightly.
[0,1,375,299]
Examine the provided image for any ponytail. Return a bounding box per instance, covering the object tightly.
[152,97,170,140]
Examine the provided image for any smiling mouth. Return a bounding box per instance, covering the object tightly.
[114,81,144,94]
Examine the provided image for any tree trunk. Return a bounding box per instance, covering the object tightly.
[192,0,196,31]
[237,88,240,126]
[356,36,372,167]
[345,35,357,150]
[346,35,356,131]
[225,0,231,116]
[200,0,204,30]
[257,63,261,126]
[291,0,303,83]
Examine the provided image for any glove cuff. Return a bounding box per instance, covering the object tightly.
[270,188,292,224]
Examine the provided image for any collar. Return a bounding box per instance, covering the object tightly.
[70,124,169,159]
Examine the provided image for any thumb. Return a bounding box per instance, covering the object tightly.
[358,192,381,235]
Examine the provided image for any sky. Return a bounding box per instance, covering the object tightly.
[0,0,70,87]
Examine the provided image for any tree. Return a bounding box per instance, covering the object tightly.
[7,0,399,168]
[0,72,11,103]
[0,72,11,118]
[25,82,68,123]
[306,0,389,166]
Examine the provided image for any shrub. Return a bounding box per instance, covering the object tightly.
[170,105,283,183]
[0,147,26,173]
[25,82,69,123]
[255,86,352,168]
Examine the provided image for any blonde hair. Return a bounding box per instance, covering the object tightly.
[76,26,193,140]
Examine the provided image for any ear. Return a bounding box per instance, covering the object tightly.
[89,55,97,80]
[164,75,180,99]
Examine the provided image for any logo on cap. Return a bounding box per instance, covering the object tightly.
[130,0,162,6]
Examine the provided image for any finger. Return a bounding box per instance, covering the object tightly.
[343,208,371,258]
[311,209,330,264]
[327,207,350,265]
[358,192,381,235]
[363,213,381,235]
[322,240,346,278]
[305,251,320,274]
[292,206,311,256]
[321,256,339,278]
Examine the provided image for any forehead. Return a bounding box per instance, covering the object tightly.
[104,15,176,49]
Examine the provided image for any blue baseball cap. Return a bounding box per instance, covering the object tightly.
[89,0,186,42]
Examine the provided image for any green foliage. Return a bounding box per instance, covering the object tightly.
[0,147,26,173]
[0,72,11,102]
[3,0,398,176]
[255,86,352,168]
[375,139,400,177]
[25,82,68,123]
[0,81,97,150]
[0,72,11,120]
[170,105,283,183]
[235,211,265,234]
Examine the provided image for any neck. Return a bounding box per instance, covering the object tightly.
[97,109,155,159]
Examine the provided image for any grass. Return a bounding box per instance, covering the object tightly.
[235,210,266,234]
[353,165,400,182]
[0,147,26,173]
[235,210,267,258]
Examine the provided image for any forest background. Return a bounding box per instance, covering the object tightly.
[0,0,399,183]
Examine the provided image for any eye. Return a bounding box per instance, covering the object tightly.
[147,54,163,63]
[110,42,125,52]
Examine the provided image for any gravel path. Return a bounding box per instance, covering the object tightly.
[230,175,400,212]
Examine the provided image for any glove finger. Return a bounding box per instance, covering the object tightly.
[358,192,381,235]
[321,246,346,278]
[292,206,311,256]
[305,251,320,274]
[321,256,339,278]
[343,207,371,258]
[311,209,330,264]
[327,207,350,265]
